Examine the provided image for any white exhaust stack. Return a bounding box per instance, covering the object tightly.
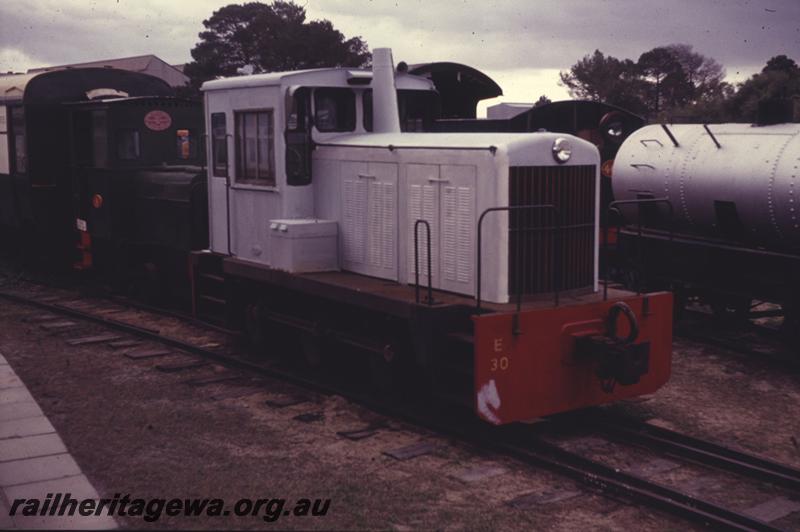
[371,47,401,134]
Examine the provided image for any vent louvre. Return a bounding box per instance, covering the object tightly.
[509,165,596,295]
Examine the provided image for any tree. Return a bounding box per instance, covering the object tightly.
[183,1,371,89]
[561,44,733,120]
[725,54,800,122]
[637,47,694,116]
[533,95,552,107]
[763,54,798,73]
[663,44,726,102]
[559,50,647,114]
[642,44,730,122]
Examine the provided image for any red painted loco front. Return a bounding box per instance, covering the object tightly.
[472,292,672,424]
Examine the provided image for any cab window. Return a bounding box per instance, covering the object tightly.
[235,110,275,186]
[363,90,439,132]
[10,107,26,174]
[92,110,108,168]
[211,113,228,177]
[314,88,355,132]
[116,129,140,160]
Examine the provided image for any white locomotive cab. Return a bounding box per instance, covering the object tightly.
[202,48,600,304]
[202,57,436,265]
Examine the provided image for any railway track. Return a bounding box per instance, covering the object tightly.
[675,307,798,366]
[484,429,796,532]
[0,280,798,531]
[582,413,800,492]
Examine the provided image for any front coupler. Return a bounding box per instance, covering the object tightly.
[575,301,651,391]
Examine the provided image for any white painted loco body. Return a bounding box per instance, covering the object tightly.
[202,51,600,304]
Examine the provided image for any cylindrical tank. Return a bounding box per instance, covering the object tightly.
[612,123,800,250]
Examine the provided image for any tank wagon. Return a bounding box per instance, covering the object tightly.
[610,122,800,329]
[192,48,673,424]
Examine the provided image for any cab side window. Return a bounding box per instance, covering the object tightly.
[0,107,8,175]
[92,110,108,168]
[235,110,275,186]
[10,107,26,174]
[116,129,140,160]
[314,88,355,132]
[211,113,228,177]
[363,90,440,132]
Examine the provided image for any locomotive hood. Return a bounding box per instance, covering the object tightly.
[316,131,600,167]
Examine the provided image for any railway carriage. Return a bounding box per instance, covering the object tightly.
[193,48,673,424]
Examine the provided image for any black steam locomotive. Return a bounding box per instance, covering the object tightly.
[0,68,206,305]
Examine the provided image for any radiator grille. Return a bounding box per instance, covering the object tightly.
[509,165,596,295]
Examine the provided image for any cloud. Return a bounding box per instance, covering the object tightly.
[477,68,571,117]
[1,0,797,96]
[0,0,218,66]
[0,48,45,73]
[307,0,800,70]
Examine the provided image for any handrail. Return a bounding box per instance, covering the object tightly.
[604,198,674,300]
[476,204,561,320]
[413,219,433,305]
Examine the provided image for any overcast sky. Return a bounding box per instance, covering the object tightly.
[1,0,798,115]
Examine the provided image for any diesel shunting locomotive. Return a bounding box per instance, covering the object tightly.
[191,48,673,424]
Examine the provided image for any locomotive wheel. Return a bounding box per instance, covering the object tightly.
[299,330,325,369]
[244,302,269,357]
[244,301,304,363]
[368,352,396,397]
[366,339,405,398]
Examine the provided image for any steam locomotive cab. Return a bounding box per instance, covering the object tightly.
[194,49,672,424]
[0,68,175,264]
[69,97,207,305]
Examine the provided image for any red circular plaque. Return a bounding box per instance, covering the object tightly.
[144,110,172,131]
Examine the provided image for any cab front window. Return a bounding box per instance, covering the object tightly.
[314,88,355,132]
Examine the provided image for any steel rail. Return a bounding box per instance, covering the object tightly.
[494,432,780,532]
[583,415,800,492]
[0,286,787,531]
[0,288,344,399]
[674,309,798,367]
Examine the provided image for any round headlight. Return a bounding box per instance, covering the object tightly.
[606,122,624,139]
[552,137,572,164]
